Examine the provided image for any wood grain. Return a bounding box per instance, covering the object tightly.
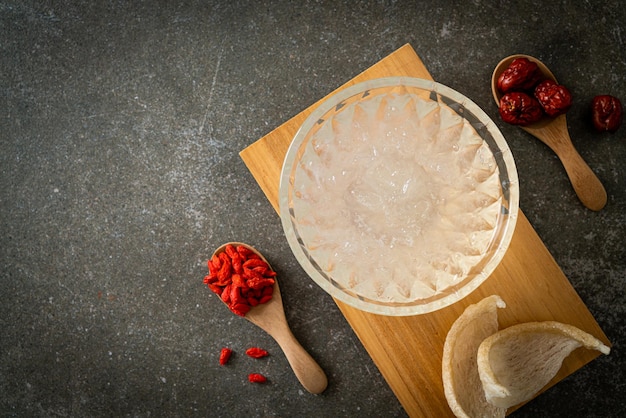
[239,44,610,417]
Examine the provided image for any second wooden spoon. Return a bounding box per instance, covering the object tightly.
[492,54,607,211]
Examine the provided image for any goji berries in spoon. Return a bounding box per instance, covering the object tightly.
[205,243,276,316]
[207,242,328,394]
[491,54,607,211]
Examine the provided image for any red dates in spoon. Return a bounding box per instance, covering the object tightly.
[591,95,623,133]
[497,57,543,93]
[496,57,572,126]
[496,56,622,134]
[499,92,543,125]
[534,79,573,117]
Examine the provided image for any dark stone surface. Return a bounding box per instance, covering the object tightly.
[1,1,624,416]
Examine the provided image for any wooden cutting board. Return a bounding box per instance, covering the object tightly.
[239,44,610,417]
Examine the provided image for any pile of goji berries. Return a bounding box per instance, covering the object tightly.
[219,346,270,384]
[204,244,276,316]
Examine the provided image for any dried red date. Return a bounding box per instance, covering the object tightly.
[499,92,543,126]
[248,373,267,383]
[534,79,572,117]
[591,95,623,133]
[246,347,269,358]
[497,57,543,94]
[219,347,232,365]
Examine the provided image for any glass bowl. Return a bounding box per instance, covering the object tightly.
[279,77,518,316]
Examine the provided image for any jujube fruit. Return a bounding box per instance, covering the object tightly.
[534,79,572,117]
[499,92,543,126]
[591,95,622,133]
[497,57,543,94]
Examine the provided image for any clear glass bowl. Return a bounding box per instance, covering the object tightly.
[279,77,518,316]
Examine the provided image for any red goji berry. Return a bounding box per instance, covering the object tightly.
[248,373,267,383]
[231,273,247,290]
[246,277,275,290]
[232,257,243,275]
[237,245,259,259]
[219,347,232,365]
[216,253,232,285]
[261,268,277,278]
[242,267,263,281]
[220,284,231,303]
[251,266,277,279]
[246,347,269,358]
[243,258,268,269]
[231,303,250,317]
[230,285,244,306]
[259,294,272,304]
[224,244,237,258]
[210,253,222,269]
[208,283,221,294]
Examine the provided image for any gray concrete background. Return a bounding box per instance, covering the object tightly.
[2,1,625,416]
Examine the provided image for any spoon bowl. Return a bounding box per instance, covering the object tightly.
[492,54,607,211]
[211,242,328,394]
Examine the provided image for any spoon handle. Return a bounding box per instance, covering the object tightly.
[271,322,329,394]
[246,282,328,394]
[523,117,607,211]
[557,143,607,211]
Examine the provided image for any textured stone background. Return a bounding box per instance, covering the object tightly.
[1,1,625,416]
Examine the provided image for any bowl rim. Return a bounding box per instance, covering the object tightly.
[278,76,519,316]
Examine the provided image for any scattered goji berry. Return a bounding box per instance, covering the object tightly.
[219,347,232,365]
[248,373,267,383]
[246,347,269,358]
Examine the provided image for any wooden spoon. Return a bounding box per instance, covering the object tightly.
[491,54,607,211]
[212,242,328,394]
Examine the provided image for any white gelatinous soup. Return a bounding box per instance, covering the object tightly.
[289,88,502,304]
